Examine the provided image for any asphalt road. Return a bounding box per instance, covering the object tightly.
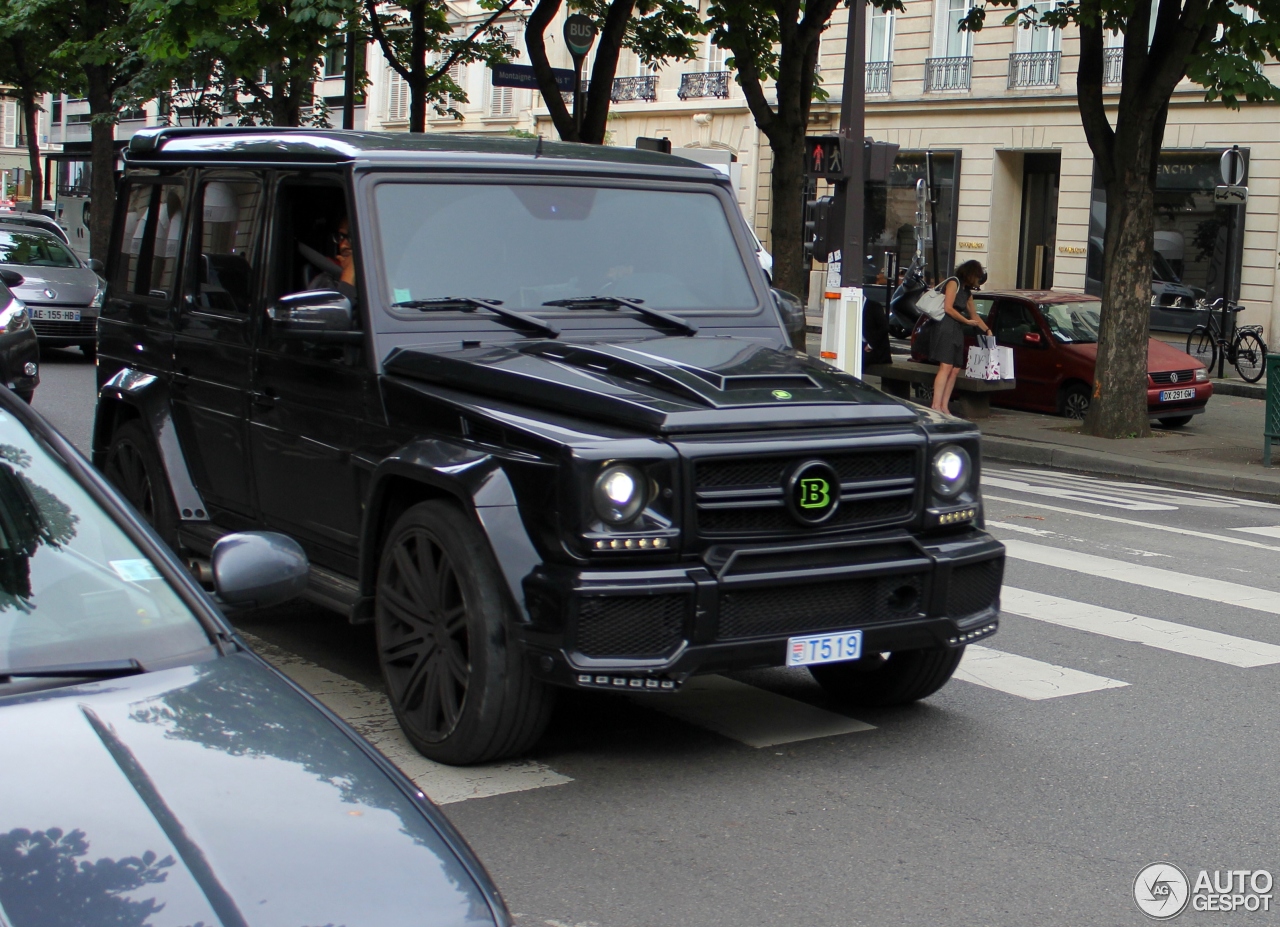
[38,357,1280,927]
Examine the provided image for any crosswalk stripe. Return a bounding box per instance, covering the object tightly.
[954,644,1129,700]
[999,468,1280,509]
[984,475,1177,511]
[1002,539,1280,616]
[1235,525,1280,540]
[240,633,573,804]
[1001,587,1280,667]
[632,675,875,748]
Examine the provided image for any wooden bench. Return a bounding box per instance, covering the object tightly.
[864,360,1015,419]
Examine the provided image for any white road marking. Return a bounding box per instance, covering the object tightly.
[240,633,573,804]
[983,494,1280,554]
[987,519,1055,537]
[953,645,1129,700]
[983,475,1178,511]
[987,521,1171,558]
[1001,587,1280,667]
[1002,539,1280,616]
[632,674,875,748]
[998,468,1280,509]
[1234,525,1280,539]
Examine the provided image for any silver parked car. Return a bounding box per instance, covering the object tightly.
[0,226,105,358]
[0,210,72,245]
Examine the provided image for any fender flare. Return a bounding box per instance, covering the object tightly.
[95,368,211,523]
[359,441,544,623]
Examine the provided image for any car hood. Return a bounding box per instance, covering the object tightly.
[1059,338,1205,373]
[0,653,500,927]
[3,263,100,305]
[383,337,920,434]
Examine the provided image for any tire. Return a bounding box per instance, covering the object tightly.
[13,388,32,404]
[375,500,555,765]
[1157,415,1193,428]
[1059,382,1090,420]
[102,420,180,548]
[80,342,97,360]
[1186,326,1216,372]
[1233,330,1267,383]
[809,645,965,708]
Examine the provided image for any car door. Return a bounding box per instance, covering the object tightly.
[990,299,1054,409]
[248,172,376,576]
[170,172,265,522]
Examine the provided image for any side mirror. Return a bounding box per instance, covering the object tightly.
[1023,332,1043,345]
[211,531,309,609]
[0,269,24,288]
[87,258,105,275]
[771,288,806,351]
[269,289,354,333]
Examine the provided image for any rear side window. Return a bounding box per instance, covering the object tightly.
[189,179,262,315]
[114,182,188,300]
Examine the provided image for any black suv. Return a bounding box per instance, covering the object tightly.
[94,127,1004,765]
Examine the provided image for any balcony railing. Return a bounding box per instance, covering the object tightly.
[924,56,971,91]
[1103,47,1124,84]
[866,60,892,95]
[561,79,589,106]
[1008,51,1060,88]
[612,75,658,102]
[678,70,730,100]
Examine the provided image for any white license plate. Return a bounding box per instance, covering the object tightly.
[31,308,80,322]
[1160,388,1196,401]
[787,630,863,667]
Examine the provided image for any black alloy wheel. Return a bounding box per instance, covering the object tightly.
[375,500,554,765]
[1060,383,1090,420]
[103,420,179,547]
[809,645,966,707]
[1186,326,1217,372]
[1233,330,1266,383]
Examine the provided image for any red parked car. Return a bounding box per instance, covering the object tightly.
[910,290,1213,427]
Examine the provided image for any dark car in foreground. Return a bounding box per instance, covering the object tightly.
[95,127,1005,766]
[911,290,1212,427]
[0,391,511,926]
[0,269,39,401]
[0,225,105,357]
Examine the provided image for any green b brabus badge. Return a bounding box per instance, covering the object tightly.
[786,460,840,525]
[772,389,792,400]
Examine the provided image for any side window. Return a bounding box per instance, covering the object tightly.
[113,182,187,300]
[150,186,187,300]
[114,185,153,295]
[992,302,1036,343]
[971,296,994,322]
[191,179,262,315]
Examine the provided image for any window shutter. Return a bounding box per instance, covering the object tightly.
[3,103,16,149]
[490,85,514,117]
[386,68,408,121]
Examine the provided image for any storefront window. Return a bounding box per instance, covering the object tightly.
[864,150,960,286]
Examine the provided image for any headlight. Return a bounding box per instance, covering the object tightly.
[592,464,648,525]
[90,282,106,308]
[931,445,971,499]
[1195,367,1209,382]
[0,298,29,334]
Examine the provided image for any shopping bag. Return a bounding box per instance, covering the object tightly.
[965,343,989,379]
[996,345,1016,380]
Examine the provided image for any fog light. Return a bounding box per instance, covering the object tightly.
[22,362,35,377]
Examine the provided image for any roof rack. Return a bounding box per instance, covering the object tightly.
[128,125,310,154]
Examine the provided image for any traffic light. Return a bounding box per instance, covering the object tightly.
[804,195,835,262]
[864,140,900,182]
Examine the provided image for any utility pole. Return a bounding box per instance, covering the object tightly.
[343,27,358,130]
[837,1,866,289]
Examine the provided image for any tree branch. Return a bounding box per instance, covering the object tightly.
[424,0,522,85]
[1075,16,1114,179]
[524,0,575,139]
[366,0,413,84]
[581,0,637,142]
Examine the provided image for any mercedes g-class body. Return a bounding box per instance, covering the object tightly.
[94,128,1005,765]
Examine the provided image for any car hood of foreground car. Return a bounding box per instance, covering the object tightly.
[3,263,101,306]
[1057,337,1208,374]
[384,336,921,434]
[0,652,502,927]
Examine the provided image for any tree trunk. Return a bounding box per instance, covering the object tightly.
[20,93,43,214]
[409,1,427,132]
[525,0,576,140]
[84,66,117,263]
[578,0,635,144]
[765,121,807,297]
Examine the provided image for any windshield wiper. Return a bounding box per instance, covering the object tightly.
[542,296,699,335]
[0,658,143,683]
[393,297,560,338]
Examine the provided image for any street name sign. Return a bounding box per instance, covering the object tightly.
[491,63,576,92]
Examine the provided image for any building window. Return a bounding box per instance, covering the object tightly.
[51,100,63,124]
[386,68,409,121]
[933,0,972,59]
[323,39,366,80]
[864,151,961,288]
[489,83,515,117]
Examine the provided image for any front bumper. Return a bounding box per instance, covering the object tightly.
[1146,380,1211,416]
[521,528,1005,691]
[28,307,98,347]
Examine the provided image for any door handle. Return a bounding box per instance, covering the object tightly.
[251,389,276,409]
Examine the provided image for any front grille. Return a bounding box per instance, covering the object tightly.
[946,559,1004,617]
[693,449,918,538]
[576,594,686,658]
[32,318,97,339]
[718,573,927,640]
[1150,370,1197,386]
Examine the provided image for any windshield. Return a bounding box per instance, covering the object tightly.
[374,182,758,312]
[0,230,80,268]
[0,411,211,675]
[1041,301,1101,344]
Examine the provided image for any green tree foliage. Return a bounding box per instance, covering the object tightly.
[0,3,66,212]
[525,0,703,143]
[960,0,1280,437]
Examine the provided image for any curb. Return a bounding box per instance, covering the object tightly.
[981,435,1280,503]
[1212,380,1267,400]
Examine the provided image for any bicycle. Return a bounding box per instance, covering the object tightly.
[1185,300,1268,383]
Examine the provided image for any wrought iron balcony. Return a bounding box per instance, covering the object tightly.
[1103,47,1123,84]
[612,75,658,102]
[866,60,892,95]
[561,79,589,106]
[1007,51,1060,88]
[924,56,971,92]
[678,71,730,100]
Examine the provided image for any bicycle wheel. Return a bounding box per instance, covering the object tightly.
[1186,326,1217,372]
[1233,330,1267,383]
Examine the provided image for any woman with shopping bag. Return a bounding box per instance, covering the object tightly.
[928,260,992,413]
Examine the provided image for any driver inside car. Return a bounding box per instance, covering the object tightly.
[304,217,357,301]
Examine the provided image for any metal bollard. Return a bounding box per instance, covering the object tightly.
[1266,354,1280,467]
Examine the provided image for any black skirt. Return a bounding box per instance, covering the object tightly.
[929,315,967,368]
